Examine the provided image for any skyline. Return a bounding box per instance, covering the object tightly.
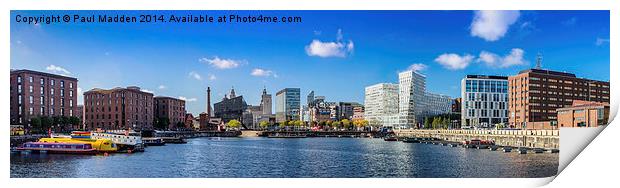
[10,10,610,115]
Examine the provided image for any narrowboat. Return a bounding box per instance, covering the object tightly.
[16,142,98,155]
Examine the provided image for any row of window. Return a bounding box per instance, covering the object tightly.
[16,76,73,88]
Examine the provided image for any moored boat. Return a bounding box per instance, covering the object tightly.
[383,135,398,141]
[143,137,166,146]
[16,142,98,155]
[38,137,118,153]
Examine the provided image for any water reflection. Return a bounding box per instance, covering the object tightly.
[11,137,558,178]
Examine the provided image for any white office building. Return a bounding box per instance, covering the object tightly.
[364,83,399,127]
[398,70,427,128]
[461,75,509,128]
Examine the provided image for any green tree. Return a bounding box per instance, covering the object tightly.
[331,121,340,130]
[259,121,270,130]
[154,117,169,130]
[40,116,53,131]
[442,117,449,129]
[227,120,242,130]
[431,117,439,129]
[30,117,42,133]
[69,116,81,129]
[341,119,351,130]
[424,117,431,129]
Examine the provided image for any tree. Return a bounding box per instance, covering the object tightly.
[442,118,449,129]
[259,121,270,130]
[432,117,439,129]
[154,117,169,130]
[331,121,340,130]
[341,119,351,130]
[30,117,42,133]
[40,116,53,132]
[424,117,431,129]
[227,120,242,130]
[176,122,185,129]
[69,116,81,131]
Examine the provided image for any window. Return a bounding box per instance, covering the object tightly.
[69,82,73,89]
[60,89,64,97]
[17,76,22,83]
[60,81,64,88]
[18,95,22,104]
[69,99,73,107]
[40,86,44,95]
[51,79,55,86]
[40,78,44,85]
[29,107,33,115]
[70,90,73,97]
[40,96,44,105]
[29,96,33,104]
[29,85,33,93]
[29,76,33,83]
[51,88,54,95]
[17,85,22,93]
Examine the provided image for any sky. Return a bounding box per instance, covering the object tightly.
[10,10,610,115]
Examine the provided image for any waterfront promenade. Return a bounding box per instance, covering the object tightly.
[395,129,559,149]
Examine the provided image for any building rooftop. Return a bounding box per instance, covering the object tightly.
[466,75,508,80]
[10,69,78,81]
[518,68,576,78]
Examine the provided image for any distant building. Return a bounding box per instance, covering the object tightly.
[242,105,262,129]
[185,113,197,130]
[75,105,84,130]
[214,88,247,126]
[275,88,300,122]
[557,100,609,128]
[451,98,462,114]
[83,86,154,130]
[10,69,79,127]
[461,75,509,129]
[352,106,365,121]
[154,96,187,130]
[398,70,452,128]
[338,102,363,120]
[260,87,272,115]
[364,83,399,127]
[508,68,610,129]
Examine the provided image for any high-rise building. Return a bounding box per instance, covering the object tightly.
[154,96,187,130]
[508,68,610,129]
[397,70,451,128]
[364,83,399,127]
[461,75,509,128]
[214,88,247,125]
[260,87,272,115]
[275,88,301,122]
[83,86,154,130]
[10,69,79,127]
[398,70,426,128]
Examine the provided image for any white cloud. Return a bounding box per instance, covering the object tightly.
[470,10,520,41]
[208,74,217,81]
[305,29,354,58]
[179,96,197,102]
[477,48,528,68]
[405,63,428,72]
[199,56,242,69]
[434,53,474,70]
[158,85,166,90]
[251,68,276,77]
[46,65,71,75]
[596,38,610,46]
[188,71,203,81]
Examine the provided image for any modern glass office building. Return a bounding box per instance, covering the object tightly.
[461,75,509,128]
[275,88,300,122]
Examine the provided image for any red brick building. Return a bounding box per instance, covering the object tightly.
[508,69,610,129]
[10,69,79,127]
[83,86,154,130]
[154,96,187,130]
[557,100,609,128]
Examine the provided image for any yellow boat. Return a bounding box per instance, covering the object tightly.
[38,137,118,153]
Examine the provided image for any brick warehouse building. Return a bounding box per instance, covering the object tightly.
[10,69,79,128]
[154,96,187,130]
[83,86,154,130]
[508,69,610,129]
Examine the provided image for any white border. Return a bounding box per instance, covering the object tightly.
[2,1,617,188]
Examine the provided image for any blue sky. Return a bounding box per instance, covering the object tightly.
[10,10,610,115]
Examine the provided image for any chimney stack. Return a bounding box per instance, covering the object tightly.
[207,87,212,117]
